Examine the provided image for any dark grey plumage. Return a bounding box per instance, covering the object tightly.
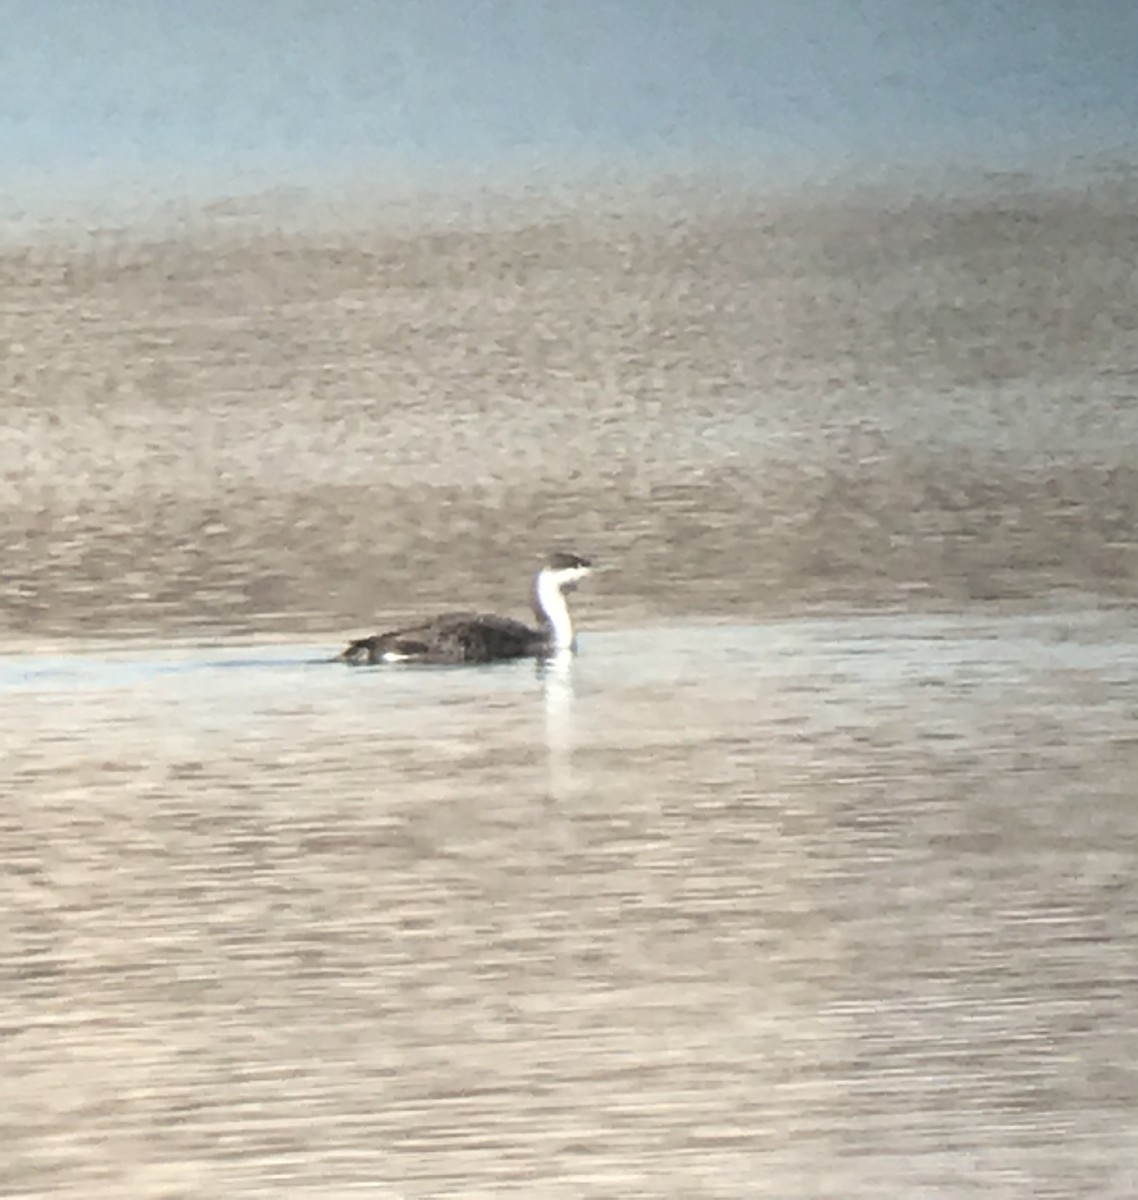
[338,552,593,666]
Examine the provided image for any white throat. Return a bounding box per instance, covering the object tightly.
[535,568,576,651]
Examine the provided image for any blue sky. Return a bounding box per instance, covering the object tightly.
[3,0,1137,205]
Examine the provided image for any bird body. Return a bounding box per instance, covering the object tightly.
[337,552,593,666]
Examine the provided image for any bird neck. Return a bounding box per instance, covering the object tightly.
[534,569,575,651]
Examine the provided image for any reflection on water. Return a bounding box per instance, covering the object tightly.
[540,649,577,803]
[3,609,1138,1197]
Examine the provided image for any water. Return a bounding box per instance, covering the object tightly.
[4,610,1138,1196]
[4,17,1138,1187]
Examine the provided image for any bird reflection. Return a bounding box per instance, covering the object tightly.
[539,648,576,800]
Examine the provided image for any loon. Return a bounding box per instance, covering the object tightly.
[337,552,593,665]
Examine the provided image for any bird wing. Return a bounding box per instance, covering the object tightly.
[427,613,540,662]
[340,612,542,664]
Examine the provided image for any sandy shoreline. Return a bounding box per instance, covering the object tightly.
[3,178,1137,639]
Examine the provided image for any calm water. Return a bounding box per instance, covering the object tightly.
[4,609,1138,1196]
[5,10,1138,1189]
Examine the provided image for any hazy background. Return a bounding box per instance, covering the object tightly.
[3,0,1138,224]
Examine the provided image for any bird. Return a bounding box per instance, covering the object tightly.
[336,552,594,665]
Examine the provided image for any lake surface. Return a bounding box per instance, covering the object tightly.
[4,46,1138,1185]
[4,608,1138,1196]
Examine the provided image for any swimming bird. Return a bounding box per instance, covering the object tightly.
[337,552,593,665]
